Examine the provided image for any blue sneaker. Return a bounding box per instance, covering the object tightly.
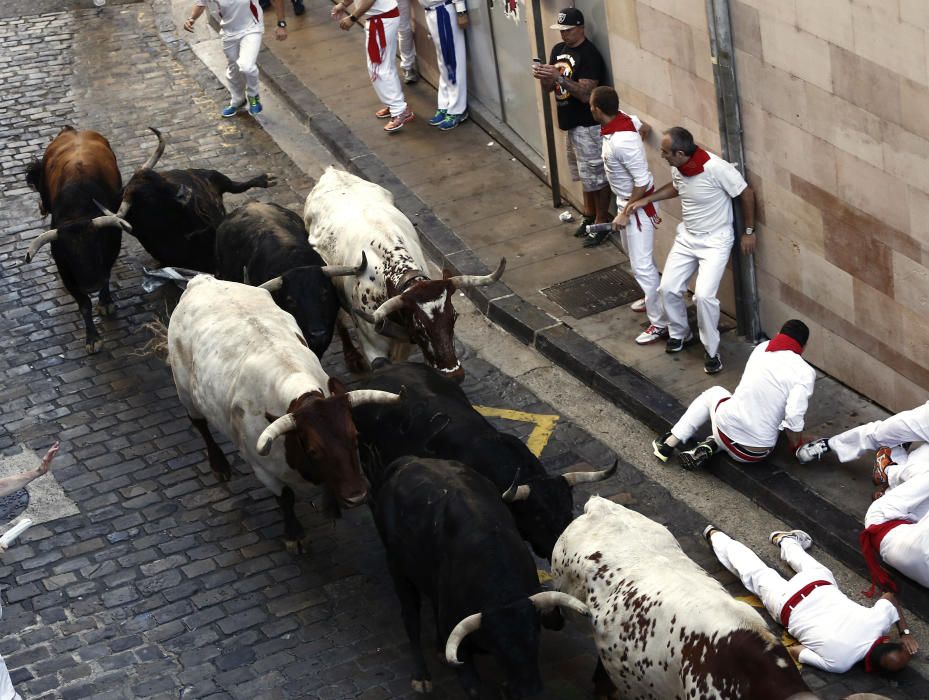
[221,101,246,118]
[248,95,262,115]
[428,109,447,126]
[437,111,468,131]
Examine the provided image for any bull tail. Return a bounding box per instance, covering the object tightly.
[135,316,170,364]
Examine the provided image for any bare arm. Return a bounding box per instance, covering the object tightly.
[0,442,59,499]
[624,181,678,216]
[638,121,652,141]
[738,184,757,255]
[183,4,206,32]
[271,0,287,40]
[883,593,919,654]
[613,184,647,229]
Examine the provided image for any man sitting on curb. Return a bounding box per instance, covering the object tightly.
[705,525,917,674]
[797,400,929,465]
[653,319,816,470]
[861,447,929,593]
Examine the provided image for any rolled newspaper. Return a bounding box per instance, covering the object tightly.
[0,518,32,548]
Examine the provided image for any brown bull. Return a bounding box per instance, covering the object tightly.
[24,127,131,352]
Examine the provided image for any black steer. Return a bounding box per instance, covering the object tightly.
[351,363,615,560]
[369,456,588,698]
[115,128,276,271]
[214,202,362,358]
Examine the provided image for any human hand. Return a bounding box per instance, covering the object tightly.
[740,233,757,256]
[331,2,345,18]
[275,26,287,41]
[625,200,646,215]
[38,441,60,476]
[611,213,628,231]
[183,17,196,32]
[532,63,558,81]
[903,633,919,655]
[0,543,6,555]
[457,13,469,29]
[339,15,354,30]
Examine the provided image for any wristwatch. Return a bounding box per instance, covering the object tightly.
[350,14,358,23]
[902,628,911,636]
[744,227,754,236]
[277,20,287,28]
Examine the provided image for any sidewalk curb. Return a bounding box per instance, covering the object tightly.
[154,4,929,619]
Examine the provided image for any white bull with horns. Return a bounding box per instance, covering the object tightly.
[304,167,504,382]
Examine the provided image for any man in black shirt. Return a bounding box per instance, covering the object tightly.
[532,8,610,242]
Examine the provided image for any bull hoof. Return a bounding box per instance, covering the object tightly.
[213,470,231,484]
[284,536,311,554]
[262,173,277,188]
[411,679,433,694]
[85,338,103,354]
[96,302,117,317]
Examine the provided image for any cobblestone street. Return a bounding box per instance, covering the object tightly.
[0,2,927,699]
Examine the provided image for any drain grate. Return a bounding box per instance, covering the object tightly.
[541,264,642,318]
[0,489,29,524]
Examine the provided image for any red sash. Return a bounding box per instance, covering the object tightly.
[859,520,910,597]
[366,6,400,79]
[779,580,832,627]
[678,147,710,176]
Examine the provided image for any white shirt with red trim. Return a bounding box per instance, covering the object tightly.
[715,341,816,449]
[601,114,653,202]
[670,152,747,237]
[790,590,898,673]
[196,0,263,39]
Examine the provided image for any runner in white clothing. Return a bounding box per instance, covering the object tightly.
[705,526,916,674]
[185,0,287,117]
[332,0,414,132]
[653,320,815,470]
[625,127,755,375]
[588,86,668,345]
[420,0,470,131]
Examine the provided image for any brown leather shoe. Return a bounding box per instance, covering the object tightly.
[873,447,894,486]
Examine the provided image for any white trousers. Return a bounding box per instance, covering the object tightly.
[367,16,408,117]
[711,532,836,623]
[618,205,666,328]
[659,224,732,357]
[397,0,416,70]
[670,385,770,461]
[223,31,263,104]
[865,469,929,587]
[424,5,467,115]
[828,401,929,463]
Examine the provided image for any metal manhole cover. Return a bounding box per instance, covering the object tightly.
[541,264,642,318]
[0,489,29,523]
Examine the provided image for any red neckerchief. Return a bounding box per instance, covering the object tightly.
[864,635,891,673]
[859,520,910,597]
[677,147,710,176]
[765,333,803,355]
[600,112,637,137]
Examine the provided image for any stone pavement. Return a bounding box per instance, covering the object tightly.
[0,1,925,699]
[251,0,929,618]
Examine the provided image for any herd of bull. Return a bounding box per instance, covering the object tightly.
[22,126,832,699]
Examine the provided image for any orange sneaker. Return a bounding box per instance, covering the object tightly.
[384,110,414,132]
[375,106,391,119]
[873,447,895,486]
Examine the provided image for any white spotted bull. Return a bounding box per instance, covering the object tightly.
[303,167,504,382]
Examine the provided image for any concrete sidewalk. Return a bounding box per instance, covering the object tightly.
[244,2,922,611]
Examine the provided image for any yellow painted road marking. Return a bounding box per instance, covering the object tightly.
[473,406,559,458]
[736,594,802,667]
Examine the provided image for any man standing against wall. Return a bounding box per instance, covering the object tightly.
[420,0,469,131]
[532,8,609,239]
[627,127,755,374]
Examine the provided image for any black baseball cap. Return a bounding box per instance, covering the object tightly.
[550,8,584,30]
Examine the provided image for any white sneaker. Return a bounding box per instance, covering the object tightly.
[630,298,647,313]
[769,529,813,550]
[796,438,830,463]
[635,325,669,345]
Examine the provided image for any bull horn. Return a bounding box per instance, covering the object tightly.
[24,229,59,263]
[256,414,297,456]
[448,257,506,290]
[562,459,618,487]
[91,200,133,233]
[445,612,482,666]
[345,389,402,407]
[501,483,531,502]
[258,276,284,292]
[528,591,590,617]
[321,251,367,278]
[353,308,410,342]
[140,127,165,171]
[372,294,406,324]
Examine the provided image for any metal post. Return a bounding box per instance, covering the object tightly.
[705,0,763,342]
[531,0,562,208]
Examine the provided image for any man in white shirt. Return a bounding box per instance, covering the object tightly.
[705,526,916,674]
[332,0,414,133]
[185,0,288,117]
[626,127,755,374]
[653,319,815,470]
[588,86,668,345]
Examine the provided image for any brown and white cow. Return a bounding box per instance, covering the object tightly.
[552,497,817,700]
[303,167,504,382]
[24,126,132,352]
[167,275,401,551]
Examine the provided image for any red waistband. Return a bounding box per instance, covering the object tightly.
[779,580,832,627]
[713,397,771,462]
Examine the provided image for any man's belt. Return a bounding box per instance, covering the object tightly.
[779,580,832,627]
[713,397,771,462]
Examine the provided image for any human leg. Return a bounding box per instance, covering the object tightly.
[828,402,929,462]
[367,18,410,127]
[710,530,792,619]
[778,538,837,584]
[691,231,732,359]
[866,471,929,527]
[621,214,667,329]
[396,0,417,74]
[658,228,699,343]
[222,34,247,107]
[670,386,731,444]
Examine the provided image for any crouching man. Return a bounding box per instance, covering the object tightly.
[653,319,815,470]
[705,525,917,674]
